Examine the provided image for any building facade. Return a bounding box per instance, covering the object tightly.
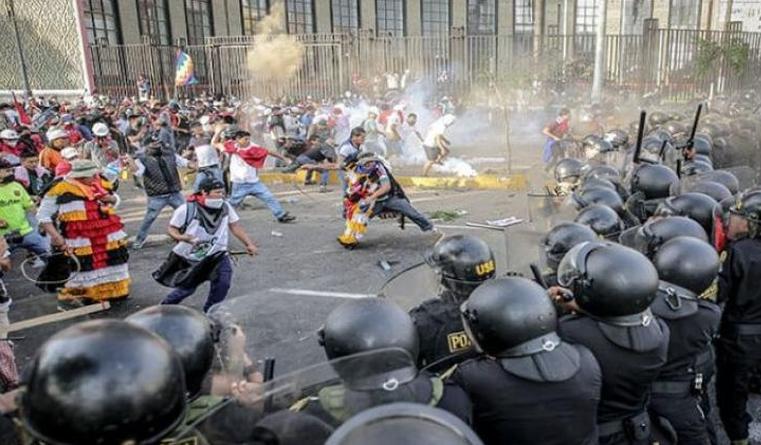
[1,0,756,93]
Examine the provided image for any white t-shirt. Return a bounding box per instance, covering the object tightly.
[338,140,360,159]
[170,202,240,261]
[423,122,446,147]
[195,144,219,168]
[385,113,401,139]
[229,154,259,183]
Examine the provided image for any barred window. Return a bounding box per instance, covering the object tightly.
[576,0,598,34]
[241,0,269,35]
[332,0,359,33]
[136,0,170,45]
[286,0,315,34]
[514,0,533,34]
[620,0,651,34]
[669,0,699,29]
[83,0,121,45]
[186,0,213,45]
[467,0,495,35]
[421,0,450,35]
[376,0,404,36]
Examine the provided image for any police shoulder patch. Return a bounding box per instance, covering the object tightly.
[447,331,472,353]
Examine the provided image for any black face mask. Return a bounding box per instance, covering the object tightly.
[1,174,15,184]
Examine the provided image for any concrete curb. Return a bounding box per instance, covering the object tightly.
[257,171,529,191]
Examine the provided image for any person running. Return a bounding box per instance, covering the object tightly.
[542,108,571,167]
[422,114,456,176]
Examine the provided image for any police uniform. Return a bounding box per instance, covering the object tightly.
[409,291,478,373]
[716,237,761,442]
[450,346,601,445]
[648,285,721,445]
[291,372,471,427]
[559,314,670,444]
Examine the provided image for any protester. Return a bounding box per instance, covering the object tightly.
[14,149,50,199]
[542,107,571,166]
[0,159,48,263]
[39,128,68,172]
[188,122,222,192]
[422,114,455,176]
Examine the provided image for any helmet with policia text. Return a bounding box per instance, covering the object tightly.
[572,186,625,215]
[126,305,215,398]
[20,320,186,445]
[628,216,708,258]
[542,222,598,272]
[426,235,496,303]
[729,190,761,239]
[653,236,720,296]
[558,241,659,318]
[654,192,719,236]
[325,403,484,445]
[630,164,679,200]
[318,298,419,390]
[575,204,623,240]
[554,158,585,185]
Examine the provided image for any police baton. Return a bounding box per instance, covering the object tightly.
[263,357,276,412]
[530,263,548,289]
[632,110,646,164]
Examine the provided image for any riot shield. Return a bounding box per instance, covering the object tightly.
[526,192,577,232]
[190,348,417,443]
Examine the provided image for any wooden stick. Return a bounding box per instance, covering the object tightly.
[9,302,110,333]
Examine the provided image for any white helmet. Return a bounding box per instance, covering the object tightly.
[60,147,79,160]
[0,129,19,140]
[368,106,380,116]
[92,122,110,137]
[46,128,68,142]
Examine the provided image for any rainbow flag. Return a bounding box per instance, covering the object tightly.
[174,50,198,86]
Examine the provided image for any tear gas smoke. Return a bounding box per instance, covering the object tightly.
[247,6,305,84]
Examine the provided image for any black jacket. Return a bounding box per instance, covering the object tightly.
[718,237,761,325]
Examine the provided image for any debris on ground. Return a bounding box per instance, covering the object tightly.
[428,209,468,222]
[271,230,284,237]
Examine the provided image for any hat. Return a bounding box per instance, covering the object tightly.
[67,160,100,179]
[92,122,110,137]
[46,128,68,142]
[60,147,80,161]
[0,129,19,140]
[368,106,380,116]
[198,177,225,193]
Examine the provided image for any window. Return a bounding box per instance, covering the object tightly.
[467,0,496,35]
[286,0,315,33]
[576,0,598,34]
[185,0,213,45]
[332,0,359,33]
[514,0,534,34]
[669,0,700,29]
[376,0,404,36]
[137,0,170,45]
[83,0,121,45]
[421,0,450,35]
[620,0,651,34]
[241,0,269,35]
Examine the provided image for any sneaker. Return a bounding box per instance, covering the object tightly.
[30,257,46,269]
[131,238,146,250]
[277,213,296,223]
[319,185,329,193]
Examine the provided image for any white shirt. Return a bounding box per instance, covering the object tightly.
[338,140,360,159]
[195,144,219,168]
[229,153,259,184]
[423,122,446,147]
[170,202,240,261]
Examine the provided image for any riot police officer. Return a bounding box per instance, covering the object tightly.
[18,320,187,445]
[293,298,471,426]
[450,277,602,445]
[626,163,680,222]
[555,241,670,445]
[553,158,585,196]
[541,222,598,286]
[410,235,496,372]
[575,204,624,241]
[654,192,719,238]
[621,216,709,259]
[649,237,722,445]
[716,191,761,445]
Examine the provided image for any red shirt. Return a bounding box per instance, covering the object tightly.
[223,140,269,169]
[0,141,21,157]
[546,118,570,138]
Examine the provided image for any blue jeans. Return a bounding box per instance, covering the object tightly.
[193,166,224,193]
[161,254,232,312]
[229,181,286,219]
[136,192,185,244]
[9,230,49,257]
[372,196,433,231]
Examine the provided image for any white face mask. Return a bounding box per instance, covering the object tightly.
[204,198,224,209]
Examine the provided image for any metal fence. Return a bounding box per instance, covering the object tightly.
[88,28,761,103]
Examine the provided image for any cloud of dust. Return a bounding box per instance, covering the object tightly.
[247,5,305,82]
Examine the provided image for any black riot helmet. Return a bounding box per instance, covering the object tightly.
[126,305,215,398]
[681,160,714,176]
[630,164,679,200]
[554,158,585,185]
[653,236,720,295]
[325,403,484,445]
[461,277,558,357]
[575,204,623,240]
[426,235,496,303]
[558,242,659,319]
[699,170,740,195]
[318,299,419,389]
[692,134,713,156]
[649,111,671,126]
[20,320,186,445]
[729,190,761,239]
[688,180,733,203]
[654,192,719,235]
[603,129,629,149]
[542,222,598,271]
[584,164,621,183]
[630,216,708,258]
[572,186,625,214]
[665,121,687,137]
